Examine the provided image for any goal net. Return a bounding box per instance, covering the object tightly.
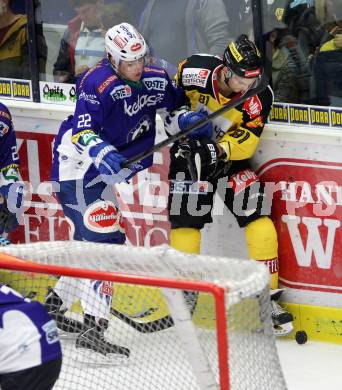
[0,242,287,390]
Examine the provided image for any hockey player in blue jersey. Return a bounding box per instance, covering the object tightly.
[0,284,62,390]
[0,102,24,246]
[46,22,212,361]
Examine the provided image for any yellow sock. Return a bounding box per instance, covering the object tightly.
[245,217,279,289]
[170,228,201,254]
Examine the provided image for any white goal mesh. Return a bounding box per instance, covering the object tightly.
[0,242,287,390]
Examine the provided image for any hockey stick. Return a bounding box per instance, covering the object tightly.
[110,291,198,333]
[123,73,269,167]
[110,307,174,333]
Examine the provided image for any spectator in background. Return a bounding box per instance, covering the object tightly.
[313,28,342,106]
[0,0,46,79]
[0,102,25,246]
[223,0,254,38]
[139,0,232,77]
[54,0,132,84]
[53,0,105,83]
[270,28,311,103]
[308,0,342,106]
[283,0,325,58]
[271,29,300,103]
[100,2,130,30]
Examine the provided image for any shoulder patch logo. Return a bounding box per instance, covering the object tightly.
[143,77,167,91]
[110,85,132,101]
[97,75,118,94]
[182,68,210,88]
[243,95,262,119]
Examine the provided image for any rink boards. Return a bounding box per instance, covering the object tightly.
[2,100,342,344]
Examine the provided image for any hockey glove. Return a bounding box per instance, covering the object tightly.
[178,109,213,139]
[89,142,137,185]
[175,138,219,181]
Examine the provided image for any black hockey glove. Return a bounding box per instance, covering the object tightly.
[175,138,219,181]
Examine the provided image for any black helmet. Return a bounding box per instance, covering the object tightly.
[223,35,263,78]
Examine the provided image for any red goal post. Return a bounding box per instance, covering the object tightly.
[0,242,287,390]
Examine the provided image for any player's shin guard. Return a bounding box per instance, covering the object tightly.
[170,228,201,254]
[245,217,293,336]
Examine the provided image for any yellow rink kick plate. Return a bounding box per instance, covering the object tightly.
[283,302,342,344]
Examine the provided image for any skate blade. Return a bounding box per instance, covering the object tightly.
[274,321,293,337]
[75,348,129,365]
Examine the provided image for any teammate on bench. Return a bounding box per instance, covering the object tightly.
[166,35,294,336]
[0,284,62,390]
[0,102,24,246]
[45,22,212,361]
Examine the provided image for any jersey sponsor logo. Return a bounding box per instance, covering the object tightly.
[228,168,259,194]
[84,201,124,233]
[170,180,209,194]
[246,115,264,129]
[143,66,165,74]
[2,164,19,181]
[0,121,9,137]
[265,258,279,274]
[198,69,209,78]
[97,75,118,94]
[113,34,127,49]
[128,115,151,141]
[110,85,132,101]
[182,68,210,88]
[124,93,164,116]
[100,281,114,296]
[42,319,60,344]
[78,91,100,105]
[73,129,98,146]
[242,95,262,119]
[143,77,167,91]
[131,42,142,52]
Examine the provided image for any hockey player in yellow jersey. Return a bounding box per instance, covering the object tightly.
[166,35,293,336]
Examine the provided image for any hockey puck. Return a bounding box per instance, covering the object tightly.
[295,330,307,344]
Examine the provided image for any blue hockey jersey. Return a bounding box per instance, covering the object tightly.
[51,58,185,182]
[0,284,61,374]
[0,103,20,188]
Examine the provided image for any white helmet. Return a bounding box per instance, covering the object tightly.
[105,23,147,68]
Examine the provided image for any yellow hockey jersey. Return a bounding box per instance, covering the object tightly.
[175,54,273,161]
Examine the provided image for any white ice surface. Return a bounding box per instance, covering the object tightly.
[277,339,342,390]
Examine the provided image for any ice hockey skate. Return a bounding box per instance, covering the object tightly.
[270,289,294,336]
[75,315,130,364]
[44,288,83,338]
